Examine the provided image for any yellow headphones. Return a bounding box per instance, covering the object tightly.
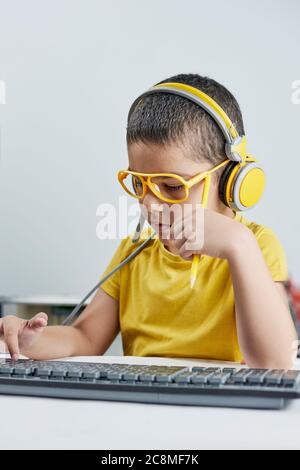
[128,82,266,211]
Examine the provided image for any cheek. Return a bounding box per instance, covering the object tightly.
[187,180,218,208]
[139,201,150,220]
[138,199,164,221]
[186,183,204,205]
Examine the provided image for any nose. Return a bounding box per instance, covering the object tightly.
[141,188,163,207]
[139,191,167,224]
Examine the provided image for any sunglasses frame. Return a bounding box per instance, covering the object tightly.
[118,159,230,204]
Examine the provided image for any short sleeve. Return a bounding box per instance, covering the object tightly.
[99,237,130,300]
[256,228,289,282]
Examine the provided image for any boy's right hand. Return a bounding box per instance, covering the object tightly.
[0,312,48,360]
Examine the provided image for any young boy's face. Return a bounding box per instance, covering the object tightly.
[127,141,235,243]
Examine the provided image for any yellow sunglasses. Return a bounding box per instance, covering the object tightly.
[118,159,230,204]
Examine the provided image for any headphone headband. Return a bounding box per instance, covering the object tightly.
[128,82,248,163]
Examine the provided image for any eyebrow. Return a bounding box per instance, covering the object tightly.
[127,168,193,178]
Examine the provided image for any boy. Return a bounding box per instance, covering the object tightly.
[0,74,297,368]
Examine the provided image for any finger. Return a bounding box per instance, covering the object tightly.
[171,215,193,241]
[170,218,184,239]
[173,208,204,246]
[178,239,195,260]
[27,312,48,327]
[3,317,22,360]
[28,317,48,330]
[171,234,188,253]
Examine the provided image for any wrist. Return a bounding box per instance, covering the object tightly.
[223,223,257,261]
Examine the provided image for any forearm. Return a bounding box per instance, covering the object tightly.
[227,229,298,369]
[21,325,96,360]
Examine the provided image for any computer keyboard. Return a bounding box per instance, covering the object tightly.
[0,359,299,409]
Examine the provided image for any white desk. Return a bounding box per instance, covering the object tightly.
[0,353,300,450]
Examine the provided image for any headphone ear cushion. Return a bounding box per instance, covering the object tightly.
[218,161,238,206]
[232,162,266,210]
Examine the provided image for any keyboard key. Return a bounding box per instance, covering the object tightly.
[246,370,269,384]
[231,369,252,384]
[174,372,194,383]
[207,372,232,385]
[264,370,284,385]
[155,374,173,383]
[82,371,100,379]
[51,369,67,378]
[282,370,300,386]
[107,371,123,380]
[154,368,188,383]
[191,371,215,384]
[67,370,83,379]
[0,365,15,374]
[139,374,156,382]
[13,367,33,376]
[36,368,52,377]
[122,373,140,381]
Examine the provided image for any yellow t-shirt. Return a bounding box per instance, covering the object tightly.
[100,212,289,363]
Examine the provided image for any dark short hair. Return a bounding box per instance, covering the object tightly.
[126,73,245,165]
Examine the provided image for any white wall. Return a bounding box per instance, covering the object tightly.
[0,0,299,301]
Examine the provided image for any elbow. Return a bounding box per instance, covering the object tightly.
[243,351,298,370]
[242,333,299,370]
[245,358,295,370]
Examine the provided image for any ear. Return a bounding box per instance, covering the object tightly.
[131,213,145,243]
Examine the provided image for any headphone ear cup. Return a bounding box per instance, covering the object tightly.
[231,162,266,211]
[219,161,266,211]
[218,161,238,207]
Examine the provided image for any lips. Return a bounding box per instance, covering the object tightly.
[149,214,171,233]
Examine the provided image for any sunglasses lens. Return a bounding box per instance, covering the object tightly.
[149,176,187,201]
[122,174,144,197]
